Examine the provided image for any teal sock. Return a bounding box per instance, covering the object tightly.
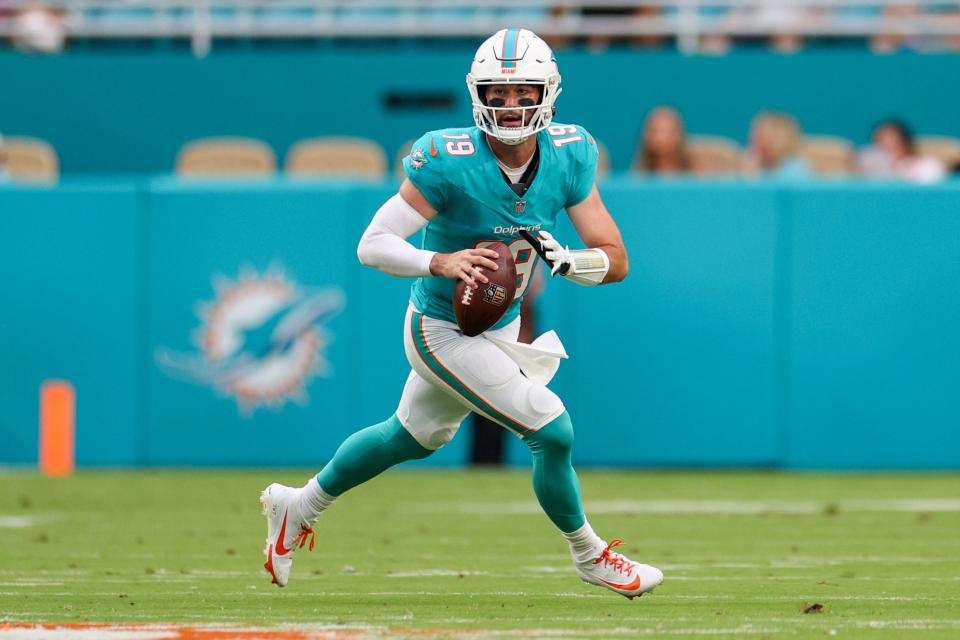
[524,411,587,533]
[316,414,432,497]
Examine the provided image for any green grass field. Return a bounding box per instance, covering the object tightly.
[1,469,959,638]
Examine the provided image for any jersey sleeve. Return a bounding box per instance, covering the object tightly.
[402,132,448,211]
[564,126,600,209]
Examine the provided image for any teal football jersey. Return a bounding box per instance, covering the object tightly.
[402,124,598,328]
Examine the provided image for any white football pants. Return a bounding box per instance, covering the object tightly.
[397,304,566,450]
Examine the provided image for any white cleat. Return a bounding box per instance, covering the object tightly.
[575,538,664,600]
[260,483,315,587]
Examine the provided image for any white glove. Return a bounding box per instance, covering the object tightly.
[537,230,574,276]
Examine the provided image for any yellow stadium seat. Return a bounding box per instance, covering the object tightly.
[286,137,387,179]
[798,136,855,176]
[595,139,611,178]
[916,136,960,169]
[6,136,59,182]
[176,137,276,176]
[394,139,416,178]
[687,136,741,175]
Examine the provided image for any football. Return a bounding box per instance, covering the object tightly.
[453,241,517,337]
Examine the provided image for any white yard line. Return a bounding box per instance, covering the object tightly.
[0,515,58,529]
[857,619,960,629]
[5,620,960,639]
[386,570,489,577]
[416,498,960,515]
[0,625,787,639]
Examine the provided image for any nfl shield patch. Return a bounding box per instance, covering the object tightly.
[483,283,508,307]
[514,200,526,214]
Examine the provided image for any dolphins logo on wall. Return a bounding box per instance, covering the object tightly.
[155,265,345,413]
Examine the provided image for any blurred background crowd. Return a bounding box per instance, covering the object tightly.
[633,109,956,181]
[2,106,957,184]
[2,1,959,184]
[4,1,960,55]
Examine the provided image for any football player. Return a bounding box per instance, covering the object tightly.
[261,28,663,599]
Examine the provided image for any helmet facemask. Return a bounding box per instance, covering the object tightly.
[467,77,561,146]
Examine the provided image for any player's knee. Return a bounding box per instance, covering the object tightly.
[523,385,562,417]
[381,414,437,459]
[398,422,456,453]
[527,411,574,453]
[423,425,458,450]
[512,384,564,428]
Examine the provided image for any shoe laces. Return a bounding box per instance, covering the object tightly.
[595,538,635,575]
[292,524,315,552]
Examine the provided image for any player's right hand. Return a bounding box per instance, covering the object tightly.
[430,248,500,289]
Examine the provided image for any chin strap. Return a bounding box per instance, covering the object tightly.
[497,133,532,146]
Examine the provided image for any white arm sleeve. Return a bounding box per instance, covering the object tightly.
[357,193,436,278]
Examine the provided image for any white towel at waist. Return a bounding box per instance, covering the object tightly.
[486,330,569,385]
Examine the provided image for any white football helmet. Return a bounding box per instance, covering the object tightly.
[466,28,562,146]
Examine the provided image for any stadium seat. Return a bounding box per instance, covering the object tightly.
[798,136,855,176]
[595,140,611,178]
[286,137,387,179]
[686,136,741,175]
[6,136,59,182]
[916,136,960,169]
[176,137,276,176]
[394,139,416,178]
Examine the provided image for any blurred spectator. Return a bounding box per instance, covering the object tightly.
[870,3,924,53]
[746,112,813,179]
[12,3,66,54]
[858,119,946,183]
[583,5,665,50]
[634,107,690,174]
[542,6,574,51]
[631,5,666,48]
[931,5,960,51]
[659,4,731,54]
[0,134,8,183]
[698,33,733,55]
[696,5,733,53]
[752,2,811,53]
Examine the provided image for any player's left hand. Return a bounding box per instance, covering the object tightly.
[537,230,574,276]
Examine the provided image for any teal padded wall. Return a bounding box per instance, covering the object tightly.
[0,183,141,465]
[1,179,958,469]
[567,184,783,466]
[783,185,960,469]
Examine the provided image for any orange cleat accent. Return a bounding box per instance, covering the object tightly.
[575,537,663,599]
[263,544,280,585]
[261,484,317,587]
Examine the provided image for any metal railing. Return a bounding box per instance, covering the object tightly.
[1,1,958,56]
